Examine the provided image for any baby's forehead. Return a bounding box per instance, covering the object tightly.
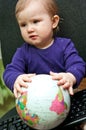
[16,1,51,21]
[15,0,58,19]
[23,0,46,8]
[18,0,50,16]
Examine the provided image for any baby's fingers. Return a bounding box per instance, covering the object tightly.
[19,80,28,88]
[57,78,66,86]
[27,73,36,78]
[68,86,74,95]
[13,88,18,98]
[62,83,74,95]
[22,73,36,82]
[14,84,22,98]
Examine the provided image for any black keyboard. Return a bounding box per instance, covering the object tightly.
[61,89,86,128]
[0,89,86,130]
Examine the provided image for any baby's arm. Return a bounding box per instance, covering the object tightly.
[50,71,76,95]
[13,73,35,98]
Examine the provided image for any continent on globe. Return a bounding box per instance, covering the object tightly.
[16,91,39,127]
[50,87,67,115]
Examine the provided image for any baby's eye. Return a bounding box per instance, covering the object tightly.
[20,23,26,27]
[33,20,40,24]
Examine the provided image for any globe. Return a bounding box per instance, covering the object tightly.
[16,74,71,130]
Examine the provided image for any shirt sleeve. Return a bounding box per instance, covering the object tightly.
[63,39,86,88]
[3,45,27,91]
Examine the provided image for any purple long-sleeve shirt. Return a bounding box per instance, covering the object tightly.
[3,37,85,91]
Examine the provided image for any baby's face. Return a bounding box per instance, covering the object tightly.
[17,0,58,49]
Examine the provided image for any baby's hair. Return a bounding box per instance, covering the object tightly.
[15,0,59,37]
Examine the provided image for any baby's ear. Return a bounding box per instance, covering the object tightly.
[52,15,59,29]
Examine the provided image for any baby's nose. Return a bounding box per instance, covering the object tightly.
[27,24,34,33]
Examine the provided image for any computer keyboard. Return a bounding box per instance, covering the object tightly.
[0,115,30,130]
[62,89,86,128]
[0,89,86,130]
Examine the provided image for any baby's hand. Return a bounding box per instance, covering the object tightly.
[13,73,36,98]
[50,71,76,95]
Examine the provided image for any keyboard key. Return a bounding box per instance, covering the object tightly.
[8,124,16,130]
